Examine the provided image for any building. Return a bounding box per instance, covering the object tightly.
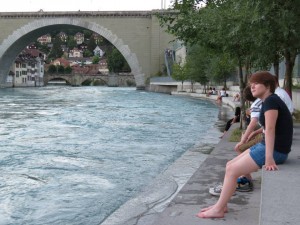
[58,31,68,43]
[74,32,84,45]
[69,48,83,58]
[52,58,70,67]
[93,46,105,57]
[37,34,52,45]
[10,49,45,87]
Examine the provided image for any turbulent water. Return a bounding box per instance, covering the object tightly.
[0,86,221,225]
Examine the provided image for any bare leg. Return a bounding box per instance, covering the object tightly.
[228,149,253,180]
[197,152,259,218]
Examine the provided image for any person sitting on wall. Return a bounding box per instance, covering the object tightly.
[219,106,241,138]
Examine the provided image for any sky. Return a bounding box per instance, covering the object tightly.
[0,0,173,12]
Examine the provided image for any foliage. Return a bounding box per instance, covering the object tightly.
[48,38,64,60]
[57,65,65,73]
[67,36,77,49]
[107,47,128,73]
[209,52,236,87]
[294,110,300,123]
[184,44,209,87]
[83,50,93,57]
[65,66,72,74]
[47,64,57,74]
[229,127,243,142]
[87,35,97,52]
[159,0,300,98]
[92,56,100,64]
[172,63,188,91]
[34,41,50,54]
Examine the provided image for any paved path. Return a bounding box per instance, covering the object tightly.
[150,123,262,225]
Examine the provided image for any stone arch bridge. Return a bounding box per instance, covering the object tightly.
[0,11,174,89]
[44,73,135,87]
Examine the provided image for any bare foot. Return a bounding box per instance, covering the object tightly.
[197,207,225,219]
[200,205,228,213]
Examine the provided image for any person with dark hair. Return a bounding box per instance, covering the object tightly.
[219,106,241,138]
[234,86,262,153]
[197,71,293,219]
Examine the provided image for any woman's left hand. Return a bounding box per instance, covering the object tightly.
[264,159,278,171]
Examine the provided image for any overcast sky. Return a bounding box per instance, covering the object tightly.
[0,0,173,12]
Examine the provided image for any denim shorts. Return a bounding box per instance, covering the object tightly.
[249,142,288,168]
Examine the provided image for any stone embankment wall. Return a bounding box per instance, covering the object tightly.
[148,80,300,111]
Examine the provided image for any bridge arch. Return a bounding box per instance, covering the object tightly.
[0,18,145,89]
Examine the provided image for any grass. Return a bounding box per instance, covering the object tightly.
[229,127,243,142]
[294,110,300,123]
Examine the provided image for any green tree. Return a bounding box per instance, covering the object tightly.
[83,50,93,57]
[92,56,100,64]
[67,36,77,49]
[65,66,72,74]
[172,63,188,91]
[107,48,127,73]
[48,38,64,60]
[57,65,65,73]
[47,64,57,74]
[250,0,300,96]
[184,44,210,92]
[209,52,236,88]
[87,35,97,52]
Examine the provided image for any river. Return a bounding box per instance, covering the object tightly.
[0,86,223,225]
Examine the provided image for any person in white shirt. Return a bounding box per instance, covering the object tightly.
[273,76,294,114]
[275,86,294,114]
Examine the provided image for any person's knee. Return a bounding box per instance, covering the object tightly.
[225,162,239,178]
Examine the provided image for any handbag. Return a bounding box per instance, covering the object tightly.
[238,133,263,152]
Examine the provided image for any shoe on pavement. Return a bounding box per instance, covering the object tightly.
[209,183,236,196]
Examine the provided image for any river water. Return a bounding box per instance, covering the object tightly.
[0,86,223,225]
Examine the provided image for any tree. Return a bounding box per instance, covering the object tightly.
[47,64,57,74]
[107,48,127,73]
[67,36,77,49]
[184,44,210,92]
[87,35,97,52]
[172,63,188,91]
[250,0,300,97]
[83,50,93,57]
[209,52,236,88]
[92,56,100,64]
[57,65,65,74]
[48,38,64,60]
[65,66,72,74]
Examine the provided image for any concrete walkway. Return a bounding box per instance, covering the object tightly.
[150,123,262,225]
[150,123,300,225]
